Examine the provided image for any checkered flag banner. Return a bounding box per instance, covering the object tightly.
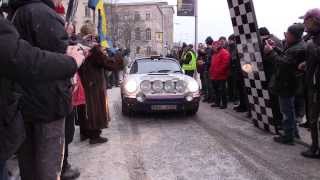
[227,0,276,133]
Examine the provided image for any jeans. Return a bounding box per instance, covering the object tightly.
[63,109,76,171]
[203,71,214,100]
[18,119,65,180]
[295,95,306,119]
[0,160,8,180]
[279,96,299,140]
[212,80,227,107]
[307,91,320,150]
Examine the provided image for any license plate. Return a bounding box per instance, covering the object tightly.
[151,105,177,111]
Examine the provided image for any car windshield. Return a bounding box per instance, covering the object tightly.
[130,59,182,74]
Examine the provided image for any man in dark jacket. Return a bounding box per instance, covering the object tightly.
[264,23,306,145]
[259,27,284,131]
[203,36,214,103]
[300,8,320,158]
[10,0,78,178]
[0,16,83,180]
[228,34,248,112]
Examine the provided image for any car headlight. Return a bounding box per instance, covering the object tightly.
[176,80,186,93]
[164,80,175,93]
[152,80,163,92]
[188,80,199,93]
[125,79,138,93]
[140,80,151,93]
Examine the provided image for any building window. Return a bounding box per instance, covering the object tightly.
[85,6,91,18]
[134,12,140,21]
[124,15,129,21]
[136,46,141,54]
[146,46,152,55]
[146,28,151,41]
[135,28,141,40]
[146,12,151,21]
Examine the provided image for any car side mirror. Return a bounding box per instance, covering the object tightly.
[182,69,185,74]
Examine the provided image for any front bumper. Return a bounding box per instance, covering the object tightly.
[122,96,200,112]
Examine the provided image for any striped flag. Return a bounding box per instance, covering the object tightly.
[88,0,109,48]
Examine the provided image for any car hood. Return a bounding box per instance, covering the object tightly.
[124,73,195,82]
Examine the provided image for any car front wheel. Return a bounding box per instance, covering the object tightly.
[122,100,132,116]
[185,103,199,116]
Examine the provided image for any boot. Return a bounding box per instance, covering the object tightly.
[89,136,108,145]
[61,163,80,180]
[301,147,320,159]
[273,135,294,145]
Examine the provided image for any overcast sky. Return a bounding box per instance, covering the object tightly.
[116,0,319,43]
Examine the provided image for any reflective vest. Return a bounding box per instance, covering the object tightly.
[182,51,197,71]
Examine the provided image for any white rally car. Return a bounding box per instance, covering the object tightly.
[121,56,200,116]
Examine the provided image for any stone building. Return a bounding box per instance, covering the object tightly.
[107,1,174,58]
[61,0,97,33]
[60,1,174,58]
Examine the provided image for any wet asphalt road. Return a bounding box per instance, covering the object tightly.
[69,88,320,180]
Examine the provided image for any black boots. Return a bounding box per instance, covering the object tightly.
[301,147,320,159]
[61,163,80,180]
[273,136,295,145]
[89,136,108,145]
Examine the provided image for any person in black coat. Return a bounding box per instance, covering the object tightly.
[0,16,83,180]
[300,8,320,158]
[228,34,248,113]
[259,27,284,131]
[264,23,306,145]
[10,0,80,178]
[203,36,214,103]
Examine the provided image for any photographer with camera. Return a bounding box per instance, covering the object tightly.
[0,14,84,180]
[264,23,306,145]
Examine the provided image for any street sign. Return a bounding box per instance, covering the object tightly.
[177,0,195,16]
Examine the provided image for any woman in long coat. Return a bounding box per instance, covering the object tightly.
[78,45,123,144]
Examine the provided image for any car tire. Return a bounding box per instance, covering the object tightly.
[185,103,199,116]
[122,100,131,116]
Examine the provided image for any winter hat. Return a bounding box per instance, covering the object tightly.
[300,8,320,23]
[205,36,213,45]
[287,23,305,39]
[258,27,270,36]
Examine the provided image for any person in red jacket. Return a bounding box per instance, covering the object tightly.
[210,40,231,109]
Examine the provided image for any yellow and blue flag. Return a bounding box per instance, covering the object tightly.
[88,0,109,48]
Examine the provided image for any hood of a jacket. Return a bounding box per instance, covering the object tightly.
[11,0,55,10]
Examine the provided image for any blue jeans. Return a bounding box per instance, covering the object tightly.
[279,96,299,140]
[0,160,8,180]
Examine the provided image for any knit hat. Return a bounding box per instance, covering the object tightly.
[205,36,213,45]
[300,8,320,22]
[258,27,270,36]
[287,23,305,39]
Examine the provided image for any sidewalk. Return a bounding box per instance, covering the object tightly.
[224,104,312,147]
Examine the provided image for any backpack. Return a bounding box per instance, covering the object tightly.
[0,77,25,161]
